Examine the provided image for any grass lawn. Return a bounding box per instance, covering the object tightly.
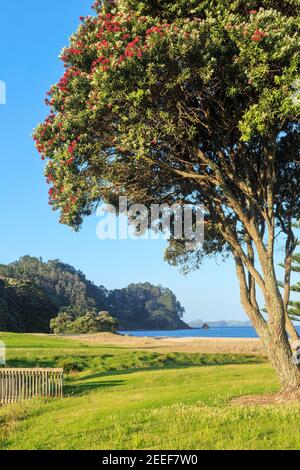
[1,332,300,450]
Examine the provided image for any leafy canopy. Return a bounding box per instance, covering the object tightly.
[0,276,57,333]
[50,310,118,334]
[34,0,300,268]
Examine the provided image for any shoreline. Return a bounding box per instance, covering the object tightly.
[66,332,266,356]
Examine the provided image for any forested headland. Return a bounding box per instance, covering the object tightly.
[0,256,189,333]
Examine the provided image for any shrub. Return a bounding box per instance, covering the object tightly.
[50,310,118,334]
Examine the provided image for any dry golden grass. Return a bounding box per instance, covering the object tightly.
[62,332,266,356]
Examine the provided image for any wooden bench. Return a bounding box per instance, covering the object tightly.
[0,368,64,404]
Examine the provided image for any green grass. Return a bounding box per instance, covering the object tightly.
[1,332,263,373]
[1,332,300,450]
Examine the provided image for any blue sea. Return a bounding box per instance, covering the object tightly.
[120,327,258,338]
[120,326,300,338]
[121,326,300,339]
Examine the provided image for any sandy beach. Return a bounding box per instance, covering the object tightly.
[67,332,266,356]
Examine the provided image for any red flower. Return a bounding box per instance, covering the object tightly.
[68,140,77,155]
[98,39,109,49]
[251,29,266,42]
[125,49,134,58]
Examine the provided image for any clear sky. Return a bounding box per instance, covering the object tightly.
[0,0,249,323]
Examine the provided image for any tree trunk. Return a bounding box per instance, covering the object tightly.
[240,274,300,395]
[285,314,299,343]
[263,270,300,396]
[235,256,300,396]
[261,328,300,396]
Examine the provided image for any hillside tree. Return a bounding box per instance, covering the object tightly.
[286,252,300,320]
[34,0,300,395]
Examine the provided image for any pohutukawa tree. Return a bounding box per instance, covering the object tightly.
[34,0,300,395]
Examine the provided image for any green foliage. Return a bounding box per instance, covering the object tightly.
[108,282,187,329]
[117,0,300,20]
[0,256,108,314]
[50,310,118,334]
[49,312,73,334]
[288,252,300,320]
[33,1,300,239]
[0,277,57,333]
[56,357,87,373]
[0,257,188,331]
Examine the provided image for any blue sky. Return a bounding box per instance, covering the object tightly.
[0,0,249,323]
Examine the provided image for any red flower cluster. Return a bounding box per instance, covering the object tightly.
[92,0,116,13]
[65,157,74,166]
[68,48,81,56]
[146,26,164,35]
[58,68,81,92]
[92,55,111,71]
[35,8,197,217]
[61,45,83,62]
[46,174,54,184]
[251,29,267,41]
[124,36,143,58]
[68,139,77,155]
[249,10,258,15]
[34,111,58,158]
[97,39,110,49]
[96,15,123,38]
[34,141,45,157]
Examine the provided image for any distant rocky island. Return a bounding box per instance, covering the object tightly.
[189,319,251,328]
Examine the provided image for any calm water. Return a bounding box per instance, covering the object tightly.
[120,327,260,338]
